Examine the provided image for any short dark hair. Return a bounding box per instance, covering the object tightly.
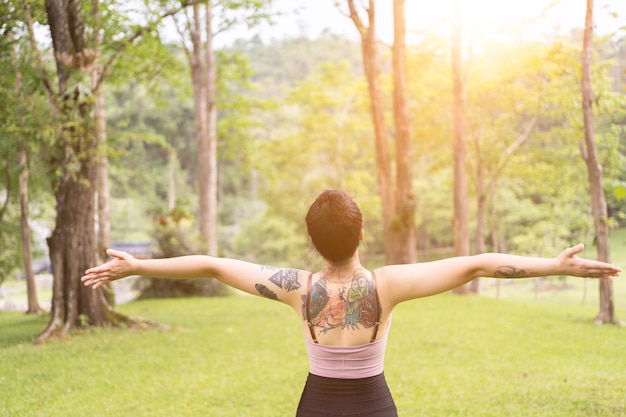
[305,190,363,263]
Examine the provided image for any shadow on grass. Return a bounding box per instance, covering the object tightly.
[0,312,49,348]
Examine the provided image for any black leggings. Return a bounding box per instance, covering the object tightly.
[296,373,398,416]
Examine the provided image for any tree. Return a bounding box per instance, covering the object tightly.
[464,40,548,290]
[252,59,380,266]
[344,0,416,264]
[451,0,470,293]
[580,0,620,325]
[4,21,44,313]
[170,0,275,257]
[31,0,105,342]
[25,0,195,341]
[391,0,417,264]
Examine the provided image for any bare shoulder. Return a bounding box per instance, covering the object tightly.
[371,266,399,309]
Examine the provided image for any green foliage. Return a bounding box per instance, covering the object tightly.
[1,295,625,416]
[105,73,197,243]
[151,200,198,257]
[135,201,227,299]
[100,28,626,264]
[230,34,363,94]
[446,33,626,255]
[216,49,264,181]
[0,13,56,282]
[0,214,21,284]
[232,209,307,266]
[6,0,622,268]
[250,59,379,261]
[216,0,277,30]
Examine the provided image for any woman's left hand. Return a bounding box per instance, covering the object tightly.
[556,243,621,279]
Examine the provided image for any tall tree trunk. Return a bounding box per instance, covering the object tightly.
[346,0,420,264]
[391,0,417,264]
[580,0,620,325]
[37,87,105,343]
[11,29,43,314]
[95,86,111,261]
[95,93,110,260]
[168,149,177,209]
[205,6,218,257]
[347,0,394,264]
[190,3,218,256]
[19,150,43,314]
[35,0,141,342]
[91,0,110,265]
[452,0,470,294]
[472,133,485,294]
[91,5,114,305]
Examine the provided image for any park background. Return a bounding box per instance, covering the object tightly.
[1,0,626,415]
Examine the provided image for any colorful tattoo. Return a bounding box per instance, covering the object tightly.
[301,271,379,334]
[494,265,533,278]
[268,268,301,291]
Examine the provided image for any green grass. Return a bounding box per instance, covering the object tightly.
[1,295,625,417]
[2,229,625,416]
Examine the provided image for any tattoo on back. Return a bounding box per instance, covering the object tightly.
[301,271,379,334]
[494,265,532,278]
[268,268,301,291]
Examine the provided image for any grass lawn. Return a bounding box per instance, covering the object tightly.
[1,294,625,417]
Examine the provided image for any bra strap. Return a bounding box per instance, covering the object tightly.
[370,270,383,343]
[305,273,318,344]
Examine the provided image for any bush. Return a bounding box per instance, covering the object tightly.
[135,201,227,299]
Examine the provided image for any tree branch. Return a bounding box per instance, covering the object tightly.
[95,0,205,92]
[489,115,538,191]
[346,0,368,36]
[23,3,57,109]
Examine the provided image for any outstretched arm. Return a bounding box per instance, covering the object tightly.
[81,249,305,306]
[380,244,621,305]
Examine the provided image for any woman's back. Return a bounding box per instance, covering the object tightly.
[294,268,391,347]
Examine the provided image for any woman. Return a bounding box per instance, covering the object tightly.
[82,189,621,416]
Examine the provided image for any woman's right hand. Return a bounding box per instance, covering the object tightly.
[81,249,138,289]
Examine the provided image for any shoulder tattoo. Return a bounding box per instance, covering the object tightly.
[255,267,302,301]
[268,268,301,291]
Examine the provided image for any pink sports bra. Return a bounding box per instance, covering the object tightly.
[304,271,390,379]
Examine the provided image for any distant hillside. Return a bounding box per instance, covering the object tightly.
[226,33,363,95]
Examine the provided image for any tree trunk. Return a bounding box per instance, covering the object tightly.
[19,150,43,314]
[580,0,620,325]
[94,102,110,259]
[190,4,218,256]
[90,0,108,259]
[36,97,105,342]
[11,28,43,314]
[92,37,115,306]
[452,0,470,294]
[205,6,218,257]
[36,0,141,342]
[190,4,209,247]
[168,149,177,209]
[391,0,417,264]
[347,0,395,264]
[472,134,485,294]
